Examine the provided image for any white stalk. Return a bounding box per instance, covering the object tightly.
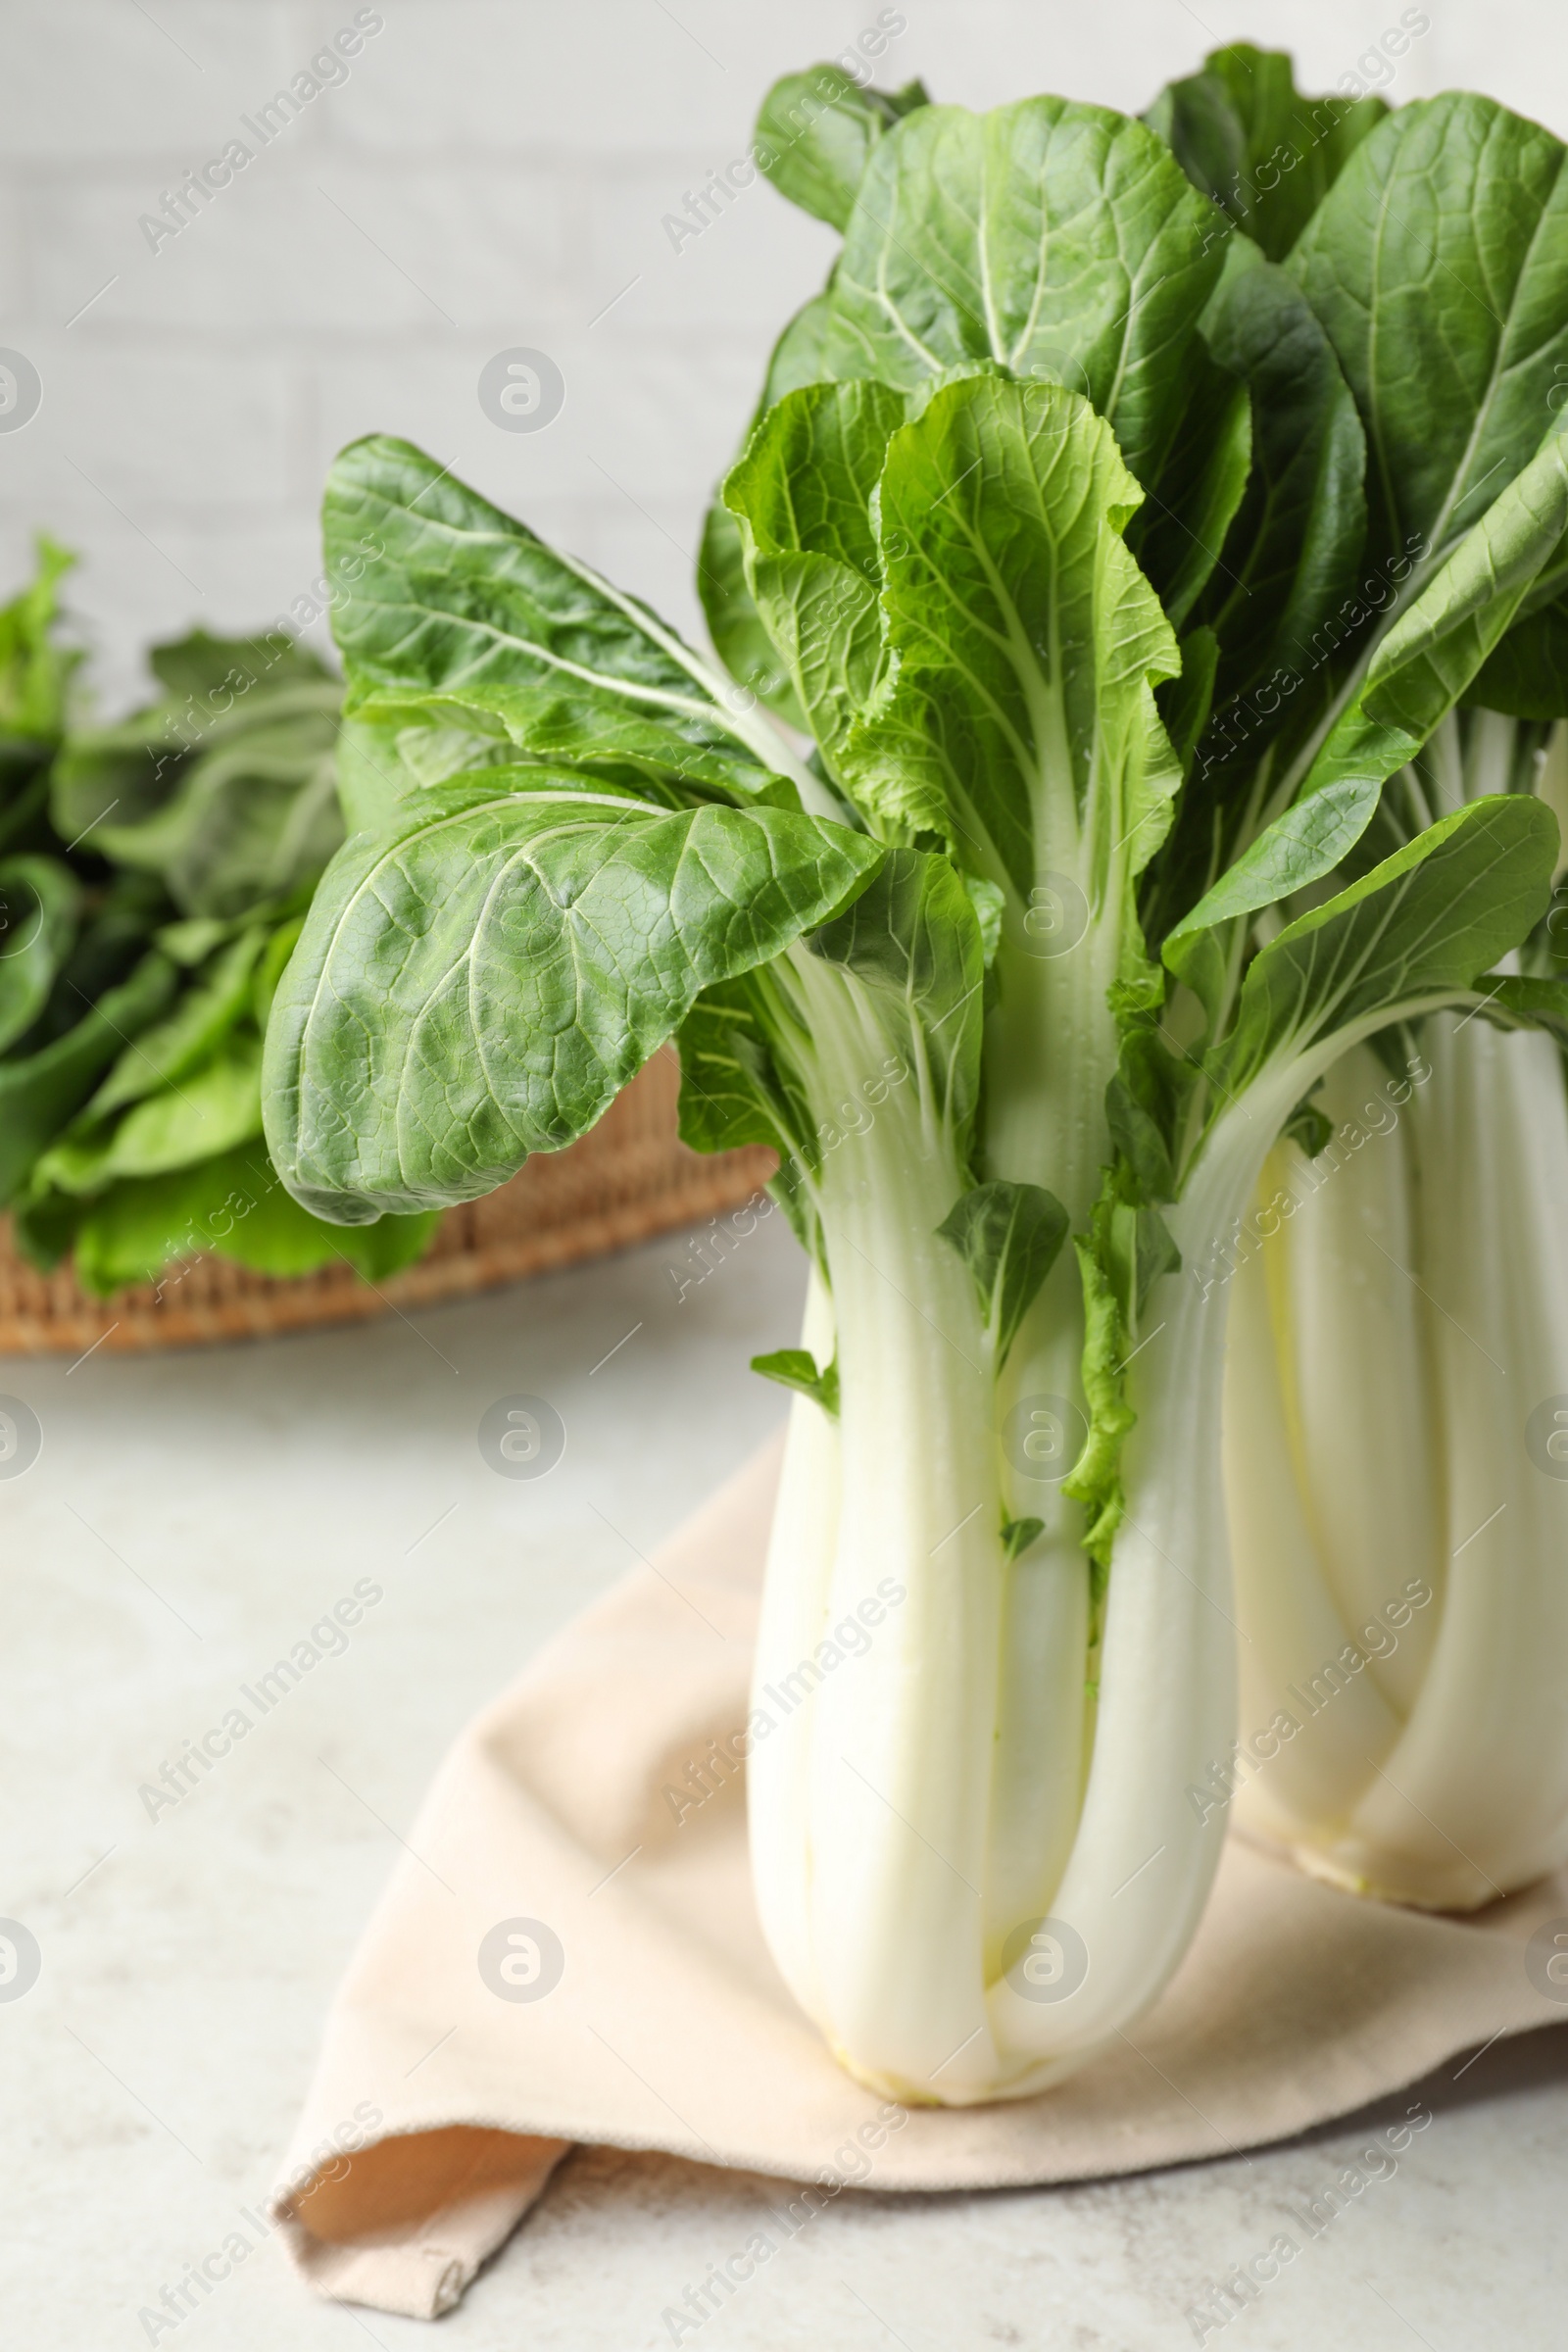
[747,1264,840,2024]
[747,968,1312,2100]
[1225,714,1568,1906]
[980,932,1110,1991]
[1223,1048,1443,1800]
[1343,1011,1568,1900]
[978,780,1139,2005]
[983,1097,1269,2084]
[1266,1065,1445,1710]
[750,947,1009,2098]
[1223,1188,1406,1845]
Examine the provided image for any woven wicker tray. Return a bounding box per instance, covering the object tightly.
[0,1053,775,1354]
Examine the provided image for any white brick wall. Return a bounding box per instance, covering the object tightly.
[0,0,1560,712]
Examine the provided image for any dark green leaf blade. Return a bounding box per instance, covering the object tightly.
[0,951,178,1206]
[323,435,795,806]
[1288,94,1568,569]
[762,97,1230,491]
[1464,596,1568,718]
[1135,343,1252,631]
[696,498,807,728]
[1471,972,1568,1048]
[756,64,930,230]
[265,772,884,1222]
[1197,246,1369,711]
[676,976,799,1158]
[937,1179,1069,1366]
[66,1141,438,1298]
[1001,1515,1046,1566]
[1212,795,1559,1097]
[1288,416,1568,824]
[53,664,345,920]
[751,1346,839,1414]
[146,626,328,702]
[0,856,82,1054]
[86,927,269,1117]
[1147,43,1388,263]
[1161,775,1382,983]
[34,1031,263,1198]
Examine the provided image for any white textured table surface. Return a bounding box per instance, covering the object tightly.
[3,1215,1564,2351]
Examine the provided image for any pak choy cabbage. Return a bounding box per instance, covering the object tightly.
[1162,66,1568,1912]
[262,49,1568,2100]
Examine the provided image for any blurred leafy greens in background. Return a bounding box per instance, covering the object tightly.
[0,553,436,1296]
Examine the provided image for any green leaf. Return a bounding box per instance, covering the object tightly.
[5,1183,86,1272]
[845,376,1181,926]
[331,703,522,836]
[0,535,79,744]
[705,80,1243,709]
[1104,1195,1182,1325]
[0,766,51,858]
[1061,1230,1137,1573]
[156,915,245,967]
[1210,795,1559,1101]
[756,64,930,230]
[1135,344,1252,631]
[1147,43,1388,264]
[751,1346,839,1414]
[1196,246,1369,712]
[145,626,328,704]
[265,770,884,1222]
[676,974,801,1159]
[323,435,798,807]
[1054,1155,1182,1591]
[252,914,305,1030]
[0,856,82,1054]
[1464,596,1568,718]
[26,870,170,1044]
[937,1179,1069,1366]
[760,290,869,411]
[1466,972,1568,1051]
[0,950,178,1205]
[696,499,807,728]
[963,873,1004,968]
[53,673,345,919]
[1161,774,1383,984]
[1362,423,1568,739]
[102,692,343,919]
[1289,94,1568,569]
[85,927,269,1117]
[327,1204,442,1283]
[52,709,185,847]
[1001,1514,1045,1566]
[762,97,1230,492]
[1157,627,1219,778]
[1293,418,1568,823]
[1143,249,1374,946]
[50,623,331,849]
[66,1142,438,1298]
[723,379,907,772]
[1105,1066,1177,1201]
[1282,1090,1333,1156]
[808,847,986,1152]
[35,1030,263,1197]
[21,871,171,1056]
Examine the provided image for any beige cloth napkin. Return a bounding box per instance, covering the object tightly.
[272,1434,1568,2320]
